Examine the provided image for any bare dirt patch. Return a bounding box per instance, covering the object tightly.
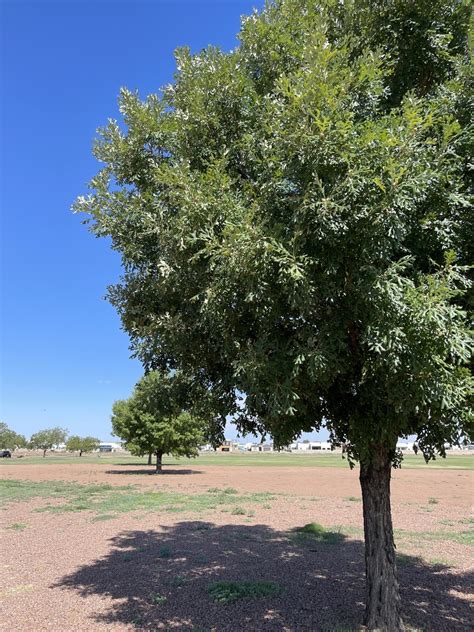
[1,462,472,631]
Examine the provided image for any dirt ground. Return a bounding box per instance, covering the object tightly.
[1,462,472,631]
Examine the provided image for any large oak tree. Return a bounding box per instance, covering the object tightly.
[76,1,473,628]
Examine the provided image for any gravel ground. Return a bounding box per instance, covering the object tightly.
[0,463,472,631]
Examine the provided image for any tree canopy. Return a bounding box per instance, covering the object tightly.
[111,371,206,471]
[29,427,69,457]
[76,0,472,628]
[66,435,100,456]
[0,422,26,451]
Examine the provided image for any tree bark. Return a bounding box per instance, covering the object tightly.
[360,445,404,631]
[79,450,83,457]
[155,451,163,473]
[43,449,47,458]
[148,452,152,466]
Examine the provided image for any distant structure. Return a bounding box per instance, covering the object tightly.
[396,441,415,452]
[217,440,239,453]
[250,443,273,452]
[296,441,332,451]
[98,442,124,453]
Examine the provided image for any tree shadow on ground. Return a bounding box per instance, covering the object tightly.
[54,522,472,631]
[105,468,202,476]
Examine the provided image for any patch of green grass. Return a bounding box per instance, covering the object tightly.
[6,522,27,531]
[395,528,474,546]
[208,487,238,495]
[428,557,451,566]
[3,452,472,469]
[208,580,281,604]
[0,479,274,519]
[344,496,361,502]
[168,574,187,587]
[291,522,345,545]
[231,506,246,515]
[158,546,172,558]
[428,497,439,505]
[0,479,123,503]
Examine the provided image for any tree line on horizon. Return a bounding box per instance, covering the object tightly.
[0,422,100,457]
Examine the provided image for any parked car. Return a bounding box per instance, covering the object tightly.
[0,450,12,458]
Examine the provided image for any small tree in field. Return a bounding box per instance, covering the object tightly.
[111,371,205,472]
[76,0,472,628]
[29,427,68,457]
[66,435,100,456]
[0,422,27,451]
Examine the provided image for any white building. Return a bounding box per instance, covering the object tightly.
[98,442,124,453]
[296,441,331,451]
[396,441,415,452]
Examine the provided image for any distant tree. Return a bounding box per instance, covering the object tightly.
[66,435,100,456]
[111,371,206,472]
[76,0,473,628]
[0,422,27,451]
[29,427,68,457]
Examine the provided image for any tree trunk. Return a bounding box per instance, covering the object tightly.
[155,451,163,473]
[148,452,152,466]
[43,449,47,458]
[79,450,83,457]
[360,445,404,631]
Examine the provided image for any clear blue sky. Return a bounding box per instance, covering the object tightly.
[1,0,326,443]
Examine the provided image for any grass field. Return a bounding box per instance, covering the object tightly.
[1,455,472,631]
[1,450,473,469]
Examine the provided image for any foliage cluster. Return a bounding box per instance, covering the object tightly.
[0,422,26,451]
[66,435,100,456]
[76,0,472,464]
[111,370,209,466]
[29,427,68,456]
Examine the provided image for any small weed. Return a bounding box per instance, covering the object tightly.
[168,574,187,587]
[344,496,361,502]
[158,546,172,558]
[231,506,246,515]
[428,497,439,505]
[246,510,255,517]
[207,487,237,495]
[152,593,167,605]
[6,522,27,531]
[208,580,281,604]
[291,522,345,545]
[262,503,272,509]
